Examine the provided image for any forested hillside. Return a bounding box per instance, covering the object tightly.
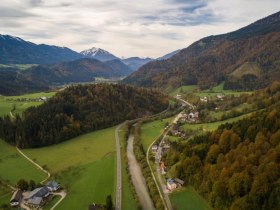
[163,82,280,210]
[0,84,168,148]
[123,11,280,91]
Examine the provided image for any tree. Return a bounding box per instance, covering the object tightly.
[105,195,113,210]
[17,179,29,191]
[29,180,36,191]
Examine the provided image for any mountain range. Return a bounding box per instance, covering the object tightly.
[123,11,280,91]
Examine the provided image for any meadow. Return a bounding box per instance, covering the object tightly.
[0,91,56,117]
[140,116,174,151]
[170,187,211,210]
[0,140,46,185]
[23,126,117,209]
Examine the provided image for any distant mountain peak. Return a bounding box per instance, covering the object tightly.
[80,47,119,62]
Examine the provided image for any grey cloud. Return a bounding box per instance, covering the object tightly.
[0,7,35,18]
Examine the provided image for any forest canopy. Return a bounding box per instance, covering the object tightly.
[0,83,169,148]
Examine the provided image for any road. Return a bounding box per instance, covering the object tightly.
[50,191,67,210]
[115,124,123,210]
[146,97,194,210]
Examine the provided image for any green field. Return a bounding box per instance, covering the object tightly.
[141,117,174,151]
[23,126,117,209]
[170,187,211,210]
[0,91,56,117]
[182,112,252,132]
[118,126,138,210]
[0,140,46,185]
[171,85,197,96]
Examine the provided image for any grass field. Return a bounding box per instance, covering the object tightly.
[170,187,211,210]
[141,117,174,151]
[0,91,56,117]
[182,112,252,132]
[0,140,46,185]
[23,126,117,209]
[118,126,138,210]
[171,85,197,96]
[0,64,38,70]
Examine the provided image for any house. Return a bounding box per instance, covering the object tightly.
[174,178,185,187]
[10,189,22,206]
[200,96,208,102]
[160,162,166,175]
[176,94,181,98]
[38,97,47,102]
[151,144,158,153]
[216,94,225,100]
[167,178,177,191]
[26,186,49,207]
[46,180,60,192]
[188,111,199,119]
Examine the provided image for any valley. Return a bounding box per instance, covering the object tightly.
[0,7,279,210]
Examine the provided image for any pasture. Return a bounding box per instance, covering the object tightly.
[170,187,211,210]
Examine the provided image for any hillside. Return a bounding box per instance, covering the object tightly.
[163,82,280,210]
[122,57,153,71]
[23,58,123,85]
[123,11,280,91]
[0,35,83,64]
[0,69,49,95]
[0,84,169,148]
[104,59,133,76]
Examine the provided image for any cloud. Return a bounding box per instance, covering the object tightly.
[0,0,279,58]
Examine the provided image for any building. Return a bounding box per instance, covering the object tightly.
[46,180,60,192]
[174,178,185,187]
[10,189,22,206]
[26,186,49,207]
[151,144,158,152]
[200,96,208,102]
[167,178,177,191]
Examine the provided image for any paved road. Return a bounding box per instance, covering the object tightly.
[127,134,155,210]
[147,97,194,210]
[115,124,123,210]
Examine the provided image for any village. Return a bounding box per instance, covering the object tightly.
[151,102,200,193]
[10,180,60,209]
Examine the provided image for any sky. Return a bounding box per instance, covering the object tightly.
[0,0,279,58]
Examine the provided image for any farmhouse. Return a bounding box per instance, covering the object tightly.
[10,189,22,207]
[167,178,177,191]
[46,180,60,192]
[26,186,49,207]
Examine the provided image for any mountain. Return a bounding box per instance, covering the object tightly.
[122,57,153,71]
[123,11,280,91]
[104,59,133,76]
[157,49,180,60]
[80,47,119,62]
[0,35,83,64]
[23,58,122,85]
[0,83,169,148]
[0,69,49,95]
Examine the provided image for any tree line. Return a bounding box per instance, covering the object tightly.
[0,84,169,148]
